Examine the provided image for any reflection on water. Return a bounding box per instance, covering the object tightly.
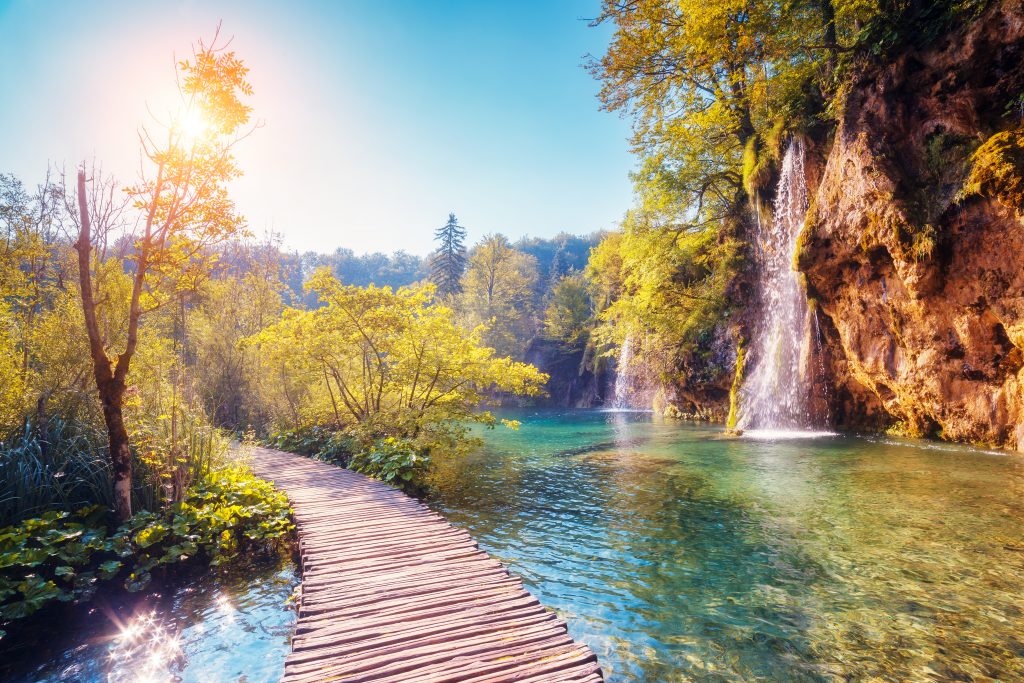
[108,612,184,682]
[4,555,297,682]
[427,410,1024,682]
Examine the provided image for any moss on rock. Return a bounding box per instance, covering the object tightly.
[960,128,1024,214]
[725,337,745,432]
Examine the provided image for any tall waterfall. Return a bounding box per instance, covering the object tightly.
[739,139,816,431]
[613,334,635,409]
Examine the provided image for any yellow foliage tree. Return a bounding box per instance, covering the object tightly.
[250,269,547,452]
[74,29,254,521]
[458,234,539,359]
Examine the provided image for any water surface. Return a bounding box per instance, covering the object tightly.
[427,410,1024,682]
[3,554,297,682]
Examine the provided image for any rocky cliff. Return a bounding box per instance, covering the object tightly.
[523,338,614,408]
[798,0,1024,448]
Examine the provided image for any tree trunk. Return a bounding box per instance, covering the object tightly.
[75,169,133,522]
[100,384,134,521]
[820,0,838,73]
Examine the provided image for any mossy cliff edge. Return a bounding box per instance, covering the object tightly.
[797,0,1024,448]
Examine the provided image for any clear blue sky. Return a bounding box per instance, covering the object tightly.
[0,0,634,255]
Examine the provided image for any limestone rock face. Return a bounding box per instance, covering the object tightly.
[799,1,1024,447]
[523,337,613,408]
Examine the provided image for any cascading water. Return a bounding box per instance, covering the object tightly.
[613,334,635,409]
[739,139,821,433]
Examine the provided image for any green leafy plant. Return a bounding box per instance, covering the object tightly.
[267,425,358,466]
[0,467,292,636]
[0,420,112,527]
[350,437,429,487]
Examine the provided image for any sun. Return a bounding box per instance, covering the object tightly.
[175,106,210,145]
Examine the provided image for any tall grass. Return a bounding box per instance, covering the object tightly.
[0,419,112,527]
[1,409,229,527]
[132,408,229,511]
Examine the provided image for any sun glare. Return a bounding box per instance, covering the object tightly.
[175,106,210,145]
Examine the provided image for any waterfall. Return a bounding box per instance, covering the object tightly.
[739,139,818,432]
[613,334,634,409]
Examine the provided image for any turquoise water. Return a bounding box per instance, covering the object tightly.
[2,555,297,682]
[427,410,1024,682]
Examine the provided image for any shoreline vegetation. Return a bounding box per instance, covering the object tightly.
[0,439,294,640]
[0,26,553,645]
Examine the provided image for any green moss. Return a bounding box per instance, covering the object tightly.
[959,128,1024,213]
[764,119,788,162]
[907,223,938,261]
[725,338,746,433]
[793,203,815,271]
[742,136,772,200]
[885,420,915,438]
[860,205,901,250]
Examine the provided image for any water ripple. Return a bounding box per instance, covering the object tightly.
[428,410,1024,682]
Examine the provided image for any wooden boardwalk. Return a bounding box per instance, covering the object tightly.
[249,447,603,683]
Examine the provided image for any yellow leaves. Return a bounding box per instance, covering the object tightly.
[178,31,253,137]
[123,30,254,312]
[458,235,539,359]
[249,272,547,433]
[588,200,740,364]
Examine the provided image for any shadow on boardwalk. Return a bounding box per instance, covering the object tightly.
[248,446,604,683]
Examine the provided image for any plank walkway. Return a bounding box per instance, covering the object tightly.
[249,446,604,683]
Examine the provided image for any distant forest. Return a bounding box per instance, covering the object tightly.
[233,231,604,310]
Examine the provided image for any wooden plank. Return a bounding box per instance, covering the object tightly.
[249,446,602,683]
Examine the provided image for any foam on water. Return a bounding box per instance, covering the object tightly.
[741,428,838,441]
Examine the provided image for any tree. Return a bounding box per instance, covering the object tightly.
[542,273,593,351]
[459,234,539,359]
[588,0,881,230]
[250,269,546,450]
[74,29,254,521]
[430,213,467,297]
[191,244,285,429]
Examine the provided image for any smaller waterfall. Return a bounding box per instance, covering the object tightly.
[739,139,825,434]
[613,334,635,408]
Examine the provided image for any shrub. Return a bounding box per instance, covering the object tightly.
[267,425,358,465]
[350,437,429,488]
[0,420,112,528]
[1,410,231,528]
[0,466,293,638]
[131,409,230,511]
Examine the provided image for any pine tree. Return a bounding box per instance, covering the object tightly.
[430,212,467,297]
[548,239,566,286]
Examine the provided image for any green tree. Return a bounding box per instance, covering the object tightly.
[73,29,254,521]
[430,212,467,297]
[459,234,539,358]
[191,253,285,429]
[250,269,546,453]
[542,273,593,351]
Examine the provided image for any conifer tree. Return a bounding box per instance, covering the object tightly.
[430,212,467,297]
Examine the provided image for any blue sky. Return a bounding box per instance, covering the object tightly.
[0,0,634,255]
